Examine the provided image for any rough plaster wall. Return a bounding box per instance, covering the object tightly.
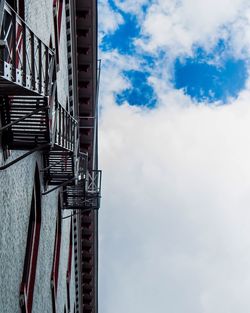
[0,152,38,312]
[32,190,58,313]
[0,0,76,311]
[25,0,54,46]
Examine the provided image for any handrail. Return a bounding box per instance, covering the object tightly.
[3,3,54,55]
[0,2,55,96]
[62,168,102,210]
[86,170,102,194]
[54,101,78,152]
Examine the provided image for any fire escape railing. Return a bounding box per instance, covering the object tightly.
[63,168,102,212]
[54,102,77,151]
[42,101,78,191]
[0,1,102,211]
[0,1,54,96]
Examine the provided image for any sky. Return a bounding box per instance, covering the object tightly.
[98,1,250,312]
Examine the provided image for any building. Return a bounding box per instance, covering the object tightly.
[0,0,101,312]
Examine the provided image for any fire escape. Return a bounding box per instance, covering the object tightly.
[0,2,101,204]
[0,1,101,312]
[0,2,74,192]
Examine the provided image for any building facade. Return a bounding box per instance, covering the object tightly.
[0,0,100,312]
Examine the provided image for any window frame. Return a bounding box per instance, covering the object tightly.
[51,198,62,313]
[19,166,41,313]
[53,0,64,68]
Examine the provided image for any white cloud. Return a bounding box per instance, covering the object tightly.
[98,0,124,42]
[113,0,149,16]
[99,49,145,107]
[99,88,250,313]
[136,0,250,58]
[98,1,250,312]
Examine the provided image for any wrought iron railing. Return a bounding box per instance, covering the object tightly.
[63,169,102,210]
[53,101,77,152]
[0,2,54,95]
[86,170,102,195]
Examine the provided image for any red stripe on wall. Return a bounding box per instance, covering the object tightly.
[20,166,41,313]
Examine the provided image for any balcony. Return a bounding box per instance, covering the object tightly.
[42,102,78,189]
[63,169,102,210]
[0,2,54,96]
[0,97,78,184]
[0,96,49,150]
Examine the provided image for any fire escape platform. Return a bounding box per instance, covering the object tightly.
[0,76,39,96]
[0,2,54,98]
[0,96,50,150]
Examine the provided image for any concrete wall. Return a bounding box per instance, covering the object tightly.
[0,0,76,312]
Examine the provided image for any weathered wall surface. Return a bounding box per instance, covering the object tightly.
[0,0,76,311]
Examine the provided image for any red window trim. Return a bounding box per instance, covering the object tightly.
[53,0,64,67]
[51,199,62,313]
[57,0,63,40]
[66,218,73,311]
[20,166,41,313]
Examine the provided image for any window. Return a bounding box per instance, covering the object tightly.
[19,166,41,313]
[51,198,62,313]
[53,0,64,67]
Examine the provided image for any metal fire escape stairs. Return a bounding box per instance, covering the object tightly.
[0,1,54,169]
[0,1,78,194]
[0,0,102,209]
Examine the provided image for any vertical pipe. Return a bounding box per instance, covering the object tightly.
[63,109,65,148]
[22,21,26,86]
[30,32,35,90]
[38,39,42,94]
[58,104,61,146]
[11,11,16,81]
[45,46,49,95]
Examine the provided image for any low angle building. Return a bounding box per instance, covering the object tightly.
[0,0,101,312]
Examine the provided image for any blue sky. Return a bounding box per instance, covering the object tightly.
[99,1,250,313]
[99,0,249,106]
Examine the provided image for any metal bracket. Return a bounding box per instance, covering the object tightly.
[61,207,99,220]
[0,143,50,170]
[42,176,76,195]
[0,39,6,47]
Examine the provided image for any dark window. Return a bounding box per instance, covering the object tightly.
[51,198,62,313]
[19,166,41,313]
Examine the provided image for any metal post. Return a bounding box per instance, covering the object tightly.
[0,40,5,75]
[38,39,42,93]
[22,20,26,86]
[45,46,49,95]
[58,104,61,145]
[30,32,35,90]
[11,10,16,82]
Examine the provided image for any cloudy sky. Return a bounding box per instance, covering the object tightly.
[98,1,250,312]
